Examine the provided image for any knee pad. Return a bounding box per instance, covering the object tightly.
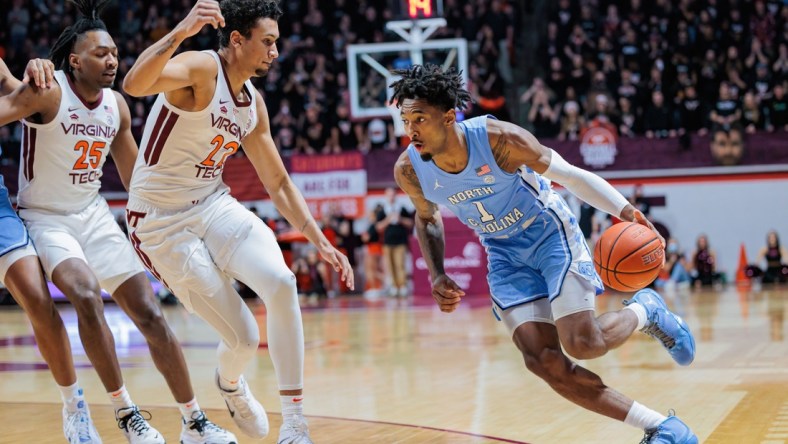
[235,331,260,357]
[216,319,259,358]
[258,270,299,311]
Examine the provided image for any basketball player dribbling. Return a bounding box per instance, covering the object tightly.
[391,64,698,444]
[122,1,354,443]
[0,1,235,443]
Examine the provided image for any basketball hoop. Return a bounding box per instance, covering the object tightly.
[347,17,467,121]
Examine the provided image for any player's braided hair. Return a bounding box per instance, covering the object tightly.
[389,64,472,112]
[218,0,283,48]
[49,0,111,72]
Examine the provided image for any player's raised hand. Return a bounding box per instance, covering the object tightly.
[23,58,55,89]
[175,0,225,38]
[633,209,665,248]
[432,274,464,313]
[318,245,355,291]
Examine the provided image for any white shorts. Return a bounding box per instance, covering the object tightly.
[492,273,596,337]
[19,197,145,294]
[0,241,37,284]
[125,190,274,312]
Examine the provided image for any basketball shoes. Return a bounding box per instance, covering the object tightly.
[640,414,698,443]
[63,399,102,443]
[115,406,165,443]
[215,372,269,438]
[624,288,696,365]
[278,415,314,444]
[180,410,238,444]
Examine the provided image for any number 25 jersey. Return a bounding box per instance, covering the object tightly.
[129,51,258,208]
[18,70,120,212]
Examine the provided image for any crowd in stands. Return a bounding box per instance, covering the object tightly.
[522,0,787,149]
[0,0,519,162]
[2,0,784,166]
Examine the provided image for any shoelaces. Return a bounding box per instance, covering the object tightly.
[117,408,153,436]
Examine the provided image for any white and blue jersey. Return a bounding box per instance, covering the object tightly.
[407,115,603,309]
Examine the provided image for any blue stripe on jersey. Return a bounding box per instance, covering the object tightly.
[543,207,573,300]
[407,115,551,239]
[508,178,574,302]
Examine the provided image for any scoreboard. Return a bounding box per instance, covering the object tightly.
[388,0,444,19]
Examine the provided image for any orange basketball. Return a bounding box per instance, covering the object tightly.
[594,222,664,292]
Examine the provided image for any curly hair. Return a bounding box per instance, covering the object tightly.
[389,64,471,112]
[219,0,284,48]
[49,0,111,72]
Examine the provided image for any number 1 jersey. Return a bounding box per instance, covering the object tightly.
[18,70,120,212]
[406,115,554,240]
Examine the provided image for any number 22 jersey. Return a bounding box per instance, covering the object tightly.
[18,70,120,212]
[129,50,258,208]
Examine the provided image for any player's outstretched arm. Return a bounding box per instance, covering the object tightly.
[1,58,55,96]
[0,81,59,127]
[243,91,354,290]
[394,151,464,312]
[123,0,224,97]
[0,58,21,95]
[488,119,664,245]
[108,91,139,191]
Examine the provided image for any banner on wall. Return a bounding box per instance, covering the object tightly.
[290,152,367,219]
[579,124,618,169]
[410,209,490,299]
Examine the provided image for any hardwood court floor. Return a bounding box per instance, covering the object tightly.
[0,284,786,443]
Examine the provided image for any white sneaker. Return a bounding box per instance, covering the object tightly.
[278,416,313,444]
[63,400,102,443]
[180,410,238,444]
[116,406,165,444]
[215,372,269,438]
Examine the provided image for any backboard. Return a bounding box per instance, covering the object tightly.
[347,19,468,135]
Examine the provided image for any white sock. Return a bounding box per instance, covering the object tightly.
[108,385,135,414]
[178,398,202,421]
[280,394,304,422]
[624,302,648,330]
[624,401,667,431]
[59,382,83,413]
[218,372,240,392]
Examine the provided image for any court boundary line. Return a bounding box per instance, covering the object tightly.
[0,401,532,443]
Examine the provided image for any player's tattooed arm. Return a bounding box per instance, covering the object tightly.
[394,152,446,278]
[124,1,223,97]
[154,37,177,56]
[491,133,513,171]
[488,119,552,174]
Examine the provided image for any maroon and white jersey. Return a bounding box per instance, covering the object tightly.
[129,51,258,208]
[18,70,120,212]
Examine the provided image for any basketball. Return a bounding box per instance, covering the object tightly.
[594,222,665,292]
